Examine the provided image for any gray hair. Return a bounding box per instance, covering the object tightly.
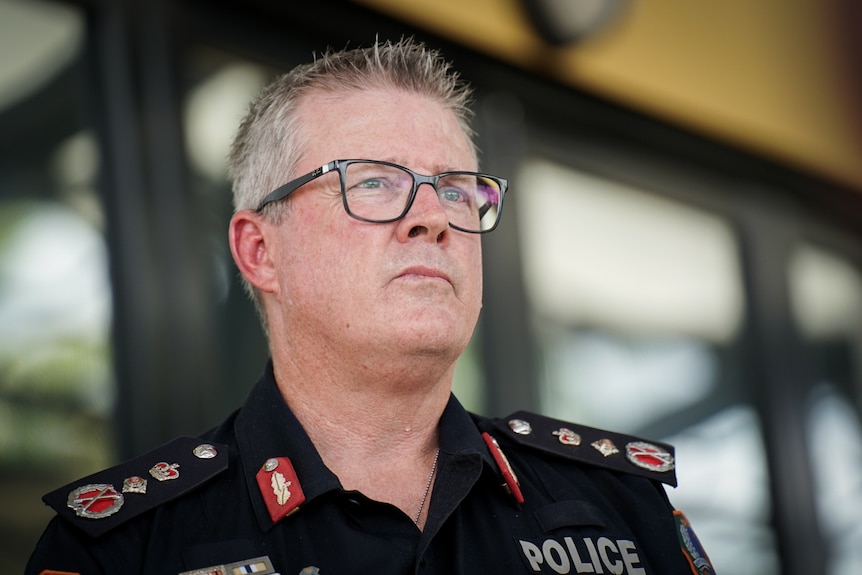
[227,37,476,330]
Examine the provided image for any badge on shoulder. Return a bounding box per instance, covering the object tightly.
[494,411,678,486]
[674,510,717,575]
[42,437,228,538]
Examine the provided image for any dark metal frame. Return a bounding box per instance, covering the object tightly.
[256,159,508,233]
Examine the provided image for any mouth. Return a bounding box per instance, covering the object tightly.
[397,265,452,284]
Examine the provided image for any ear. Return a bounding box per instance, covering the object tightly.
[229,210,280,295]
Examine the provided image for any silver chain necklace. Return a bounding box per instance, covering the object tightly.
[413,448,440,525]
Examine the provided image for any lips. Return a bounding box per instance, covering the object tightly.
[397,265,452,284]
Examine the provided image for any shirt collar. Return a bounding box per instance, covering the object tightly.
[235,360,499,532]
[235,362,341,531]
[438,393,497,467]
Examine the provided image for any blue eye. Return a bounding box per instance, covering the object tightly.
[357,178,386,189]
[440,187,467,203]
[346,167,410,194]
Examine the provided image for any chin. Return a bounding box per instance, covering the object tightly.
[375,301,478,353]
[399,322,472,358]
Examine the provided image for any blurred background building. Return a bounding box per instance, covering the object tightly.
[1,0,861,573]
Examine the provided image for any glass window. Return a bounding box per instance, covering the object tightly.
[0,1,110,572]
[178,45,277,415]
[518,157,776,574]
[790,244,862,575]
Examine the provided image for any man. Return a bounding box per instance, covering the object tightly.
[27,38,714,575]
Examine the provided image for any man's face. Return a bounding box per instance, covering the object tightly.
[265,88,483,365]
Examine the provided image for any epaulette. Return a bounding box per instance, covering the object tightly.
[43,436,229,538]
[493,411,677,487]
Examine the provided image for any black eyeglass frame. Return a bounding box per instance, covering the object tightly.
[255,159,508,234]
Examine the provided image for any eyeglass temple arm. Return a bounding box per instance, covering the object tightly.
[256,163,336,211]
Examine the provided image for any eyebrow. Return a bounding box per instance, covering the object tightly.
[376,157,477,174]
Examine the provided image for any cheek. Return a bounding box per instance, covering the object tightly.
[277,210,339,295]
[290,218,373,298]
[464,242,484,298]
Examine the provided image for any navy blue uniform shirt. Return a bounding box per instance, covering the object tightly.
[27,362,707,574]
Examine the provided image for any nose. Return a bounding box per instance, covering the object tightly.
[398,182,450,241]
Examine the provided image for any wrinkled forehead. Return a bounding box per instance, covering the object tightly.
[292,86,477,166]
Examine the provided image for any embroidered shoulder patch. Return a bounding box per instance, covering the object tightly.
[674,510,716,574]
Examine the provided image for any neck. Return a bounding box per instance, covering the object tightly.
[269,347,454,529]
[275,336,454,424]
[268,322,458,452]
[277,360,450,459]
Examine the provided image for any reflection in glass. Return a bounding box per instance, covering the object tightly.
[0,200,112,471]
[0,2,108,572]
[518,156,767,574]
[668,406,779,575]
[540,330,715,431]
[518,159,743,343]
[791,245,862,575]
[806,385,862,575]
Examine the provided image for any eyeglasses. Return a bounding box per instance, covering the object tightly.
[256,159,507,233]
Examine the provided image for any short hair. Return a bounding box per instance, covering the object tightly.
[227,37,476,331]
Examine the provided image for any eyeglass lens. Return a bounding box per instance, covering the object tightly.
[343,162,501,232]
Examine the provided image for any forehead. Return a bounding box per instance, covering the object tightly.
[294,87,476,171]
